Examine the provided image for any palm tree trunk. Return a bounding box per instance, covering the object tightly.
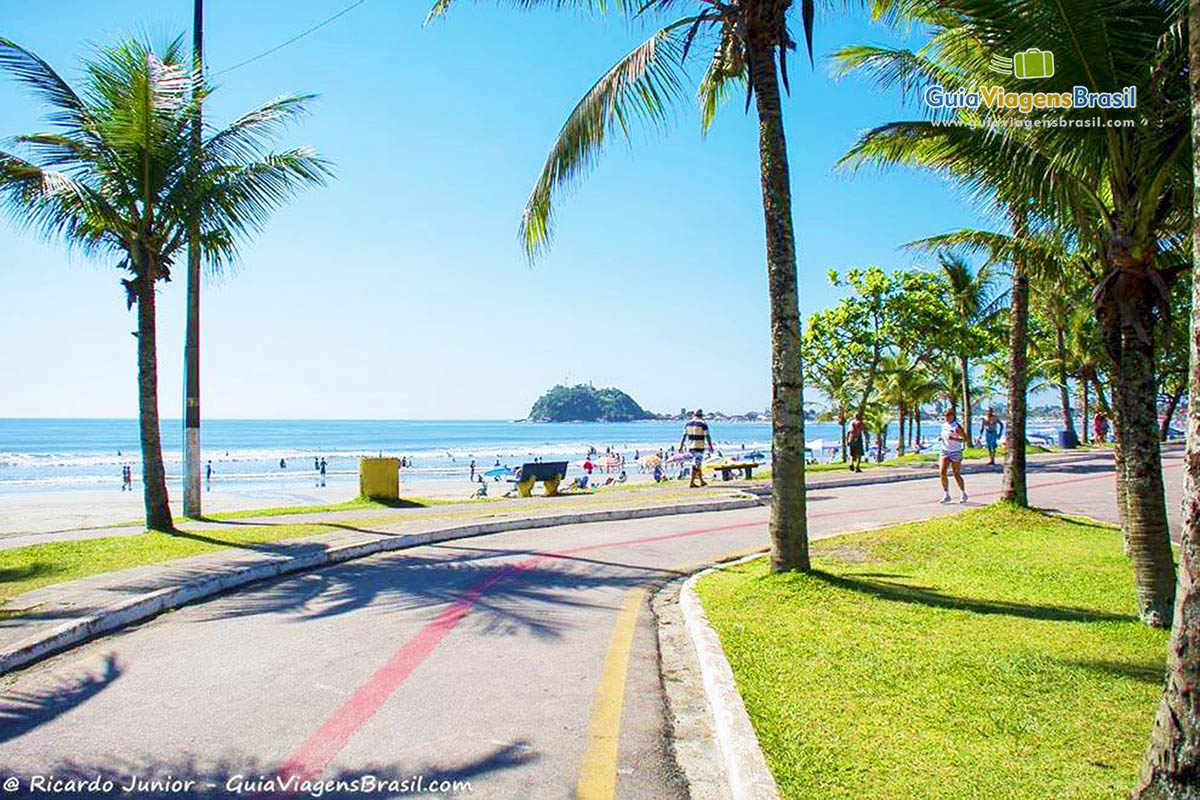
[748,38,808,572]
[959,355,972,447]
[840,418,847,463]
[1116,314,1175,627]
[1081,378,1090,444]
[1135,0,1200,780]
[136,262,174,532]
[898,405,906,456]
[1055,324,1077,442]
[1002,204,1029,506]
[1161,387,1184,441]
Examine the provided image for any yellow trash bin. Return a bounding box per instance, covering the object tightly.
[360,457,400,501]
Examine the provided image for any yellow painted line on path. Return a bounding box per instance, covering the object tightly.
[575,587,646,800]
[574,544,770,799]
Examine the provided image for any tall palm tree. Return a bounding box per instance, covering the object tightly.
[1137,0,1200,785]
[935,252,998,446]
[1031,272,1091,443]
[838,0,1188,626]
[0,36,329,530]
[809,358,856,462]
[427,0,839,571]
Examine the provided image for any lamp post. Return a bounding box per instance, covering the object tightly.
[182,0,203,517]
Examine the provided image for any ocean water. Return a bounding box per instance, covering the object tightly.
[0,418,834,494]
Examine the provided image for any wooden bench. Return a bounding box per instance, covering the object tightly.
[711,462,762,481]
[513,461,570,497]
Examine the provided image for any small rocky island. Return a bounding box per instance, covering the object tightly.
[527,384,657,422]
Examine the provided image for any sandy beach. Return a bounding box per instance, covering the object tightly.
[0,464,669,538]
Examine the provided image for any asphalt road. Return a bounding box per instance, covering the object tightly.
[0,450,1181,799]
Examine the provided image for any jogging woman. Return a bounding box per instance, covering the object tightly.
[939,408,968,504]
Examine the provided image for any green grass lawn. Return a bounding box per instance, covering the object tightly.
[0,522,337,608]
[696,505,1167,799]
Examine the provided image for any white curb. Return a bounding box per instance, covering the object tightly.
[0,494,761,676]
[679,555,780,800]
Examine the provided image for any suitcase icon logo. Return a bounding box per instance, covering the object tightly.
[989,49,1055,80]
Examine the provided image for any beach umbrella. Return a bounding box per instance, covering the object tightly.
[639,455,661,466]
[599,455,621,468]
[667,452,690,464]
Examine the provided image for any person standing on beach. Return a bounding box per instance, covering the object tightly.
[846,413,866,473]
[469,459,476,481]
[679,410,714,488]
[939,408,968,504]
[205,460,213,485]
[319,458,327,477]
[979,408,1004,467]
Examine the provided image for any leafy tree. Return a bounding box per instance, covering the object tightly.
[0,36,329,530]
[805,267,944,417]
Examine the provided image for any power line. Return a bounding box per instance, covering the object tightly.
[213,0,367,76]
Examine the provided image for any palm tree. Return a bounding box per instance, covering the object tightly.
[809,359,856,462]
[838,0,1188,626]
[1137,0,1200,785]
[0,36,329,530]
[1031,273,1090,444]
[864,405,889,463]
[427,0,834,571]
[935,253,998,446]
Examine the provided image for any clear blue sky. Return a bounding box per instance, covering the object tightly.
[0,0,991,419]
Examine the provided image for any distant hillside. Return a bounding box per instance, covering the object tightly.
[528,384,656,422]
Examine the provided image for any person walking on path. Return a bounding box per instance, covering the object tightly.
[1093,412,1109,444]
[679,409,714,488]
[847,412,866,473]
[939,408,968,504]
[979,408,1004,466]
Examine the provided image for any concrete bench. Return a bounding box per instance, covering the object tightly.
[711,462,762,481]
[512,461,570,497]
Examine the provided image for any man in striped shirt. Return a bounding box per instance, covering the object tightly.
[679,409,714,488]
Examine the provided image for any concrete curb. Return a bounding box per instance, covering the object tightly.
[0,494,761,676]
[679,555,779,800]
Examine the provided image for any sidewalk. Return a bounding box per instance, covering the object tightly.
[0,448,1115,676]
[0,488,761,675]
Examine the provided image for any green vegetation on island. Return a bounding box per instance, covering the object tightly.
[527,384,656,422]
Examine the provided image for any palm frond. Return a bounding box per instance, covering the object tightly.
[519,17,698,258]
[204,94,319,164]
[697,24,745,134]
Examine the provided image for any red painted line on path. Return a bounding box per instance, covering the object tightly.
[279,467,1116,780]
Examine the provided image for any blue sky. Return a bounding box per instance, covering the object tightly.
[0,0,991,419]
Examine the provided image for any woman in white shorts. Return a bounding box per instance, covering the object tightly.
[939,408,968,504]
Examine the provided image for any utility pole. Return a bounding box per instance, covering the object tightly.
[183,0,203,517]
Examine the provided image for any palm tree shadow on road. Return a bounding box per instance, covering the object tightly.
[188,545,666,640]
